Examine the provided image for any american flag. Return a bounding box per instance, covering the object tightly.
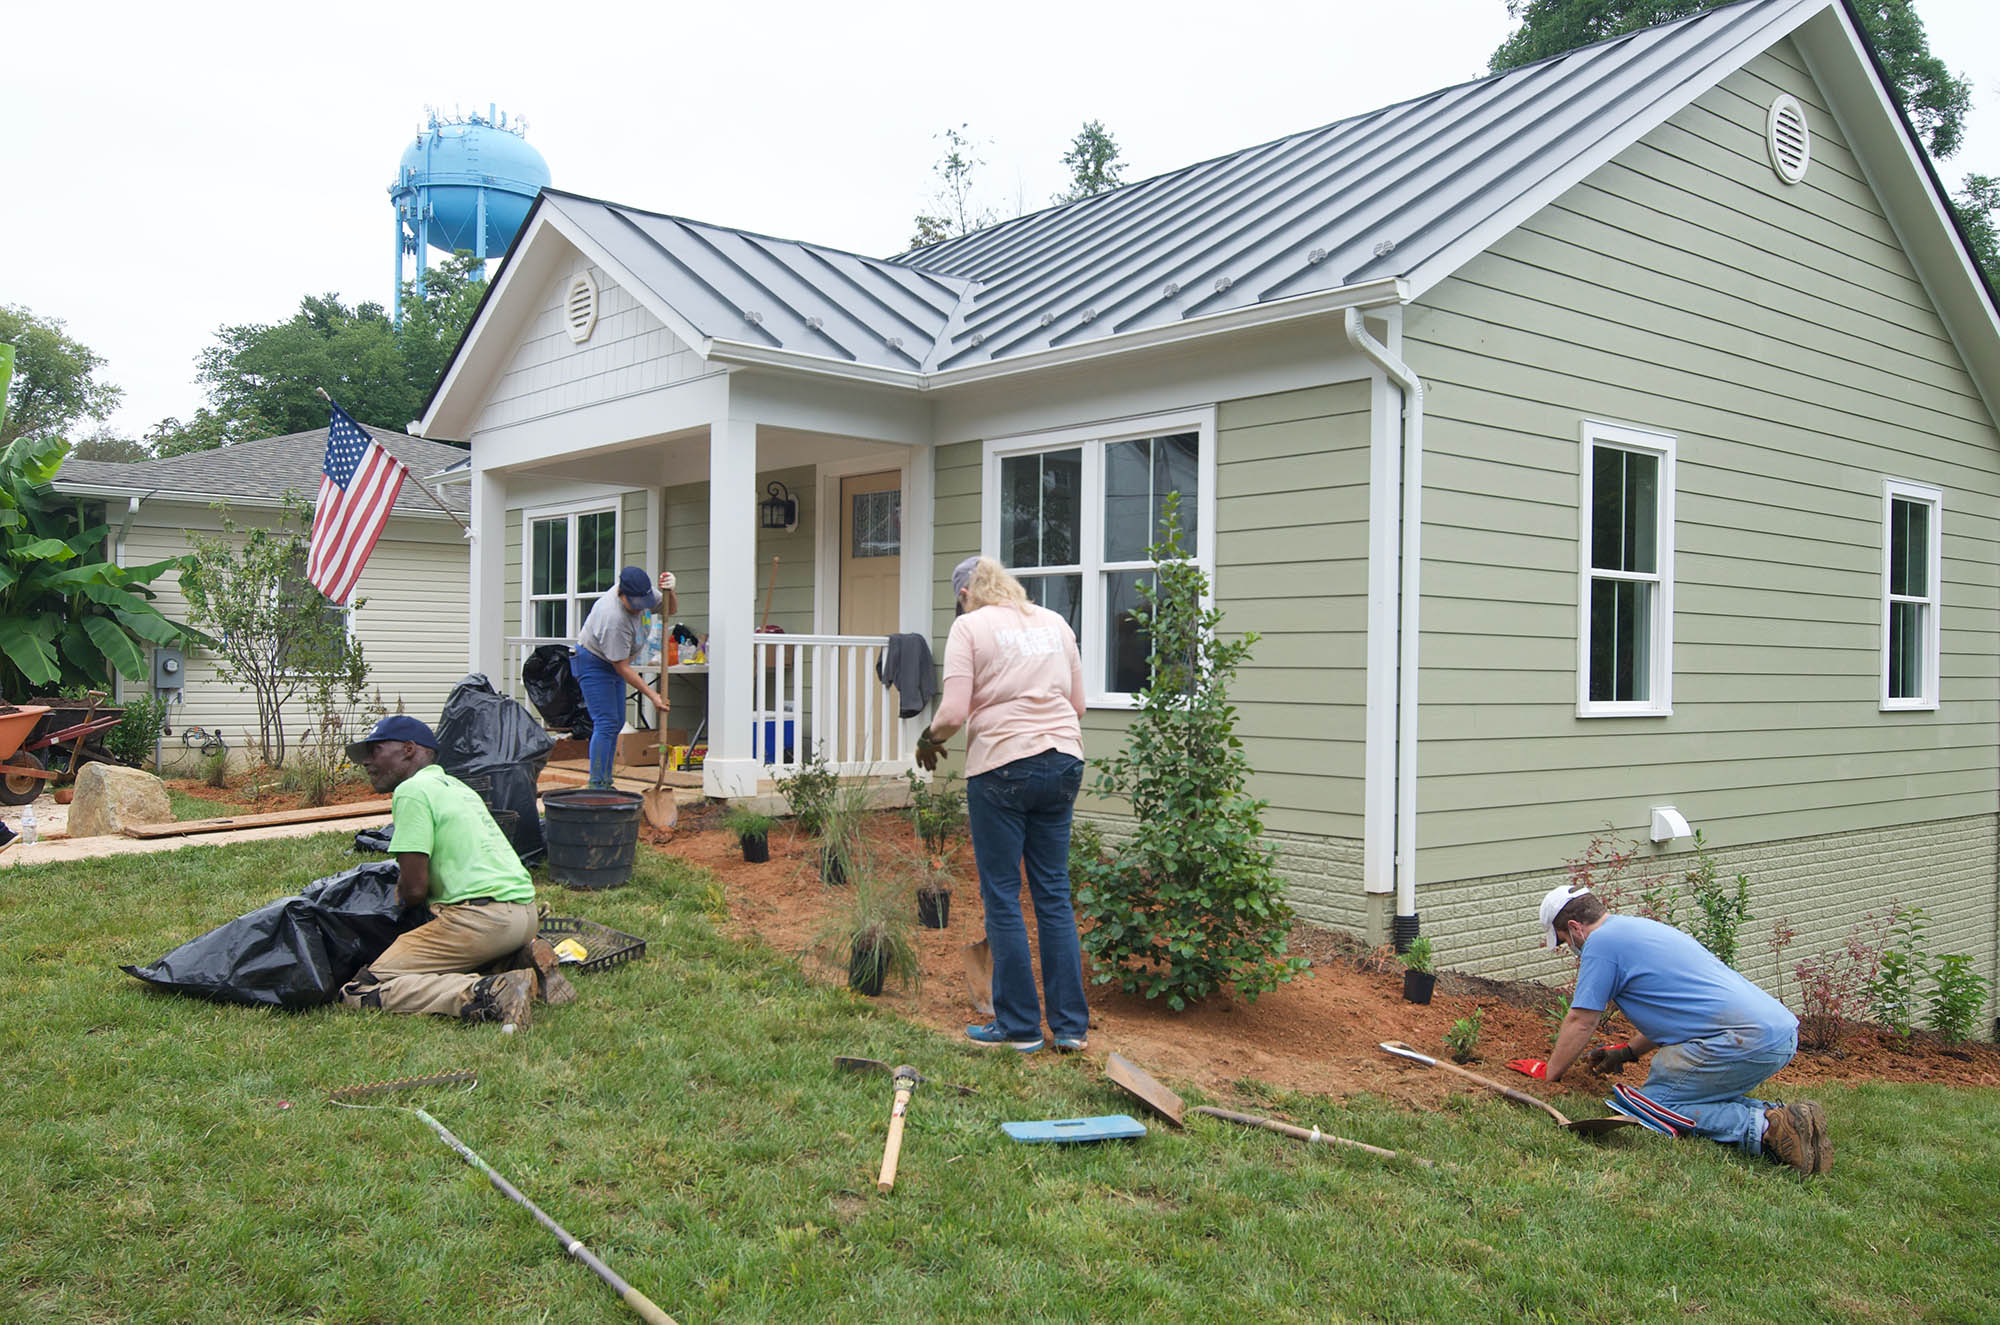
[307,403,409,606]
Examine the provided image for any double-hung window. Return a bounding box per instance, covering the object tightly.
[524,504,619,639]
[1881,480,1942,710]
[1578,422,1674,716]
[984,409,1216,705]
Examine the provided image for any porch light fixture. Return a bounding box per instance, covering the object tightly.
[761,480,799,533]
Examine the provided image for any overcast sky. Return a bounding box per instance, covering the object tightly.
[5,0,1996,441]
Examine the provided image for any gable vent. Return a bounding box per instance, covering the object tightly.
[1766,94,1810,185]
[563,271,600,343]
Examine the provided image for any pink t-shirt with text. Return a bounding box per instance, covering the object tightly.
[939,603,1085,777]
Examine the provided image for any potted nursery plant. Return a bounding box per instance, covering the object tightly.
[724,807,774,863]
[1401,935,1437,1005]
[815,776,874,887]
[916,855,952,929]
[816,845,922,997]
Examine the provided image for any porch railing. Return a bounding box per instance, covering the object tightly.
[753,633,910,775]
[502,636,577,709]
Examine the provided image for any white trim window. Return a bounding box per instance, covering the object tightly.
[1577,421,1675,716]
[982,408,1218,706]
[1881,480,1942,711]
[523,502,620,639]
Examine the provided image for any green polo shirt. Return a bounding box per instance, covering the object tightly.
[387,765,535,906]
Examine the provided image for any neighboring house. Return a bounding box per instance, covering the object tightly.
[415,0,2000,998]
[55,429,472,771]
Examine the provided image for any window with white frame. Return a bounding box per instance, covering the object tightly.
[1882,480,1942,710]
[984,409,1215,704]
[1578,422,1674,716]
[525,505,619,639]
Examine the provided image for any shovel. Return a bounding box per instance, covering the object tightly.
[642,733,676,832]
[961,938,994,1017]
[1377,1041,1638,1137]
[1104,1053,1185,1128]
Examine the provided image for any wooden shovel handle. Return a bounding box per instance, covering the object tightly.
[877,1084,914,1192]
[1379,1041,1570,1125]
[1194,1107,1431,1166]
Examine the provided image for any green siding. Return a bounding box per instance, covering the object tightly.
[503,508,522,634]
[1404,39,2000,884]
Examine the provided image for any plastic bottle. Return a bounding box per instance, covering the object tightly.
[20,804,36,846]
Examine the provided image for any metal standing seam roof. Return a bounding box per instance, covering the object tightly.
[54,428,473,517]
[528,0,1820,383]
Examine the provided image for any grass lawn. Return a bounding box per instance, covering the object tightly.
[164,787,252,820]
[5,837,1997,1323]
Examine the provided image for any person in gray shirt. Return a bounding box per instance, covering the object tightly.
[570,565,677,787]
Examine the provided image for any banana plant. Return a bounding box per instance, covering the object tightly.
[0,384,207,697]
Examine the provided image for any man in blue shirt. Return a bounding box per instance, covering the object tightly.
[1509,884,1830,1176]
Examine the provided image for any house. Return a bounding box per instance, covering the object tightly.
[414,0,2000,997]
[54,428,473,771]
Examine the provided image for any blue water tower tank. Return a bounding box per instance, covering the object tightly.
[389,105,550,314]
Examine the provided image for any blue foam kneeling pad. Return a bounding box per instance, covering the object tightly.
[1001,1114,1148,1144]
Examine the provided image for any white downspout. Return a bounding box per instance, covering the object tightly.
[1344,308,1424,946]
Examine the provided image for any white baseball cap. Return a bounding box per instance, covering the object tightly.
[1539,883,1591,949]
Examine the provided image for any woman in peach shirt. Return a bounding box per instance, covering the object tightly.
[918,556,1088,1053]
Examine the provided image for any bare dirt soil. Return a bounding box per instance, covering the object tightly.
[651,808,2000,1111]
[167,775,384,817]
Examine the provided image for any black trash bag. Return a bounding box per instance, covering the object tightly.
[121,862,430,1009]
[522,643,592,741]
[435,673,555,865]
[353,825,394,854]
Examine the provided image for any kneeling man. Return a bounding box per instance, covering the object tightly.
[342,716,551,1029]
[1511,884,1829,1175]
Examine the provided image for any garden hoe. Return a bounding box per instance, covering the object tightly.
[876,1064,921,1194]
[834,1055,978,1096]
[1378,1041,1639,1137]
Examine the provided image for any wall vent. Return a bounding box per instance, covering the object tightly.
[564,271,599,343]
[1767,94,1810,185]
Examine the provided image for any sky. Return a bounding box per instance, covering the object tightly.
[5,0,1996,441]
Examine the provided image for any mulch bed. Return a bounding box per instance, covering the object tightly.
[166,777,384,818]
[643,809,2000,1109]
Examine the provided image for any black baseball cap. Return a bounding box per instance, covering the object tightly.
[345,715,439,764]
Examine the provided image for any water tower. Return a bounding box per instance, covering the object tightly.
[389,105,550,320]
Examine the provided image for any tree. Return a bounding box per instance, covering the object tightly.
[152,254,487,455]
[909,125,996,250]
[0,305,123,449]
[1073,497,1310,1009]
[1054,121,1126,204]
[1954,174,1998,289]
[68,429,151,463]
[0,432,201,699]
[1489,0,1971,161]
[178,494,368,766]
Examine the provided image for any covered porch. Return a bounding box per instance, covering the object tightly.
[465,374,937,799]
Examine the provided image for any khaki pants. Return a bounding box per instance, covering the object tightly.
[341,901,539,1016]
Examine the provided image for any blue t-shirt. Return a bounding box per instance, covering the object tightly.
[1573,915,1796,1049]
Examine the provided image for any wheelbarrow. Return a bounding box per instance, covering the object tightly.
[0,705,55,806]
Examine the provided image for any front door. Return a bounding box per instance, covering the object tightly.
[839,471,901,636]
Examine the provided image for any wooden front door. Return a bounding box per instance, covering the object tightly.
[839,471,902,637]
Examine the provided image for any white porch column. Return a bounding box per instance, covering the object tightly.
[705,416,760,797]
[469,467,507,681]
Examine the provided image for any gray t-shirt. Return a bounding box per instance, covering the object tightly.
[577,587,645,664]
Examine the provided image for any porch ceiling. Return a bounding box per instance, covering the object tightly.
[504,425,910,488]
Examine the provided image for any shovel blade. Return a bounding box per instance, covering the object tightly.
[961,938,994,1016]
[642,788,678,831]
[1563,1116,1642,1137]
[1105,1053,1186,1128]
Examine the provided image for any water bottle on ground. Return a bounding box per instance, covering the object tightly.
[21,804,37,846]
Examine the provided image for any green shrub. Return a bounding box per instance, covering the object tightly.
[198,749,230,789]
[1870,904,1929,1039]
[1926,954,1989,1044]
[904,768,965,856]
[722,807,775,842]
[776,749,839,835]
[1074,496,1307,1010]
[1400,935,1434,975]
[1444,1006,1483,1064]
[103,694,167,767]
[1681,831,1752,967]
[1068,819,1105,880]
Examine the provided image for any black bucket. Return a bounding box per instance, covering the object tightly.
[542,789,643,890]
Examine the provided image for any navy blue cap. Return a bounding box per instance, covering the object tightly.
[345,715,438,763]
[618,565,661,610]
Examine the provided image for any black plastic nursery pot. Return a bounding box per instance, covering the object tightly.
[822,849,847,886]
[1402,969,1437,1005]
[917,887,950,929]
[740,833,769,863]
[848,941,886,996]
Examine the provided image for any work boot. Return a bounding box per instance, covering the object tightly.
[1791,1100,1832,1175]
[517,937,577,1007]
[460,970,534,1031]
[1761,1104,1812,1174]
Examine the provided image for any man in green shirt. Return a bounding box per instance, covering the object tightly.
[340,716,559,1029]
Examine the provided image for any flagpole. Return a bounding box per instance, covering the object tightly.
[315,387,469,534]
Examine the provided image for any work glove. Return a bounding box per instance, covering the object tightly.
[914,729,945,773]
[1585,1043,1639,1075]
[1505,1058,1548,1080]
[658,570,676,593]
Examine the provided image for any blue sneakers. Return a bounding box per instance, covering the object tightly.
[1052,1034,1088,1052]
[966,1022,1042,1052]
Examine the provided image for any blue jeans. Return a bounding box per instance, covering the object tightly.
[570,646,624,788]
[1609,1026,1797,1154]
[967,749,1089,1042]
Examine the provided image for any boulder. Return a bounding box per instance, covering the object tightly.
[67,764,174,838]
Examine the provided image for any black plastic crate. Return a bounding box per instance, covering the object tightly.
[538,916,647,974]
